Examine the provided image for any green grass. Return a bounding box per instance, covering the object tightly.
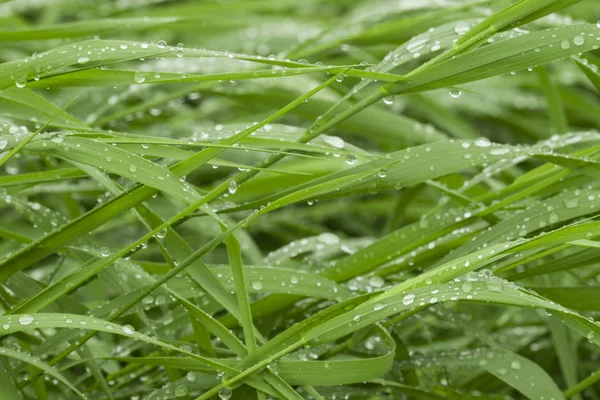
[1,0,600,399]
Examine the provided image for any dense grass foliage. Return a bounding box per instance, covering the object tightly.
[1,0,600,399]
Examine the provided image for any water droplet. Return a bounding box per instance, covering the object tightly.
[407,37,427,53]
[490,148,510,155]
[218,387,232,400]
[251,280,263,290]
[318,232,340,244]
[122,325,135,335]
[561,40,570,49]
[133,71,146,83]
[157,40,167,49]
[474,138,491,147]
[186,371,196,382]
[373,303,385,311]
[345,154,357,165]
[449,89,462,98]
[51,135,64,144]
[549,212,559,223]
[383,96,394,105]
[454,21,470,36]
[369,276,385,288]
[15,76,27,88]
[129,165,137,173]
[19,314,34,326]
[156,228,168,239]
[485,281,503,292]
[323,135,345,149]
[377,168,387,178]
[510,360,521,370]
[574,36,585,46]
[461,281,473,293]
[228,181,238,194]
[98,247,111,257]
[0,139,7,150]
[564,198,579,209]
[586,330,595,341]
[402,293,415,305]
[77,56,90,64]
[175,385,189,397]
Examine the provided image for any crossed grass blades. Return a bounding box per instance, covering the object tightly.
[1,0,600,399]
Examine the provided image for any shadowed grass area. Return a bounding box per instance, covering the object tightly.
[1,0,600,399]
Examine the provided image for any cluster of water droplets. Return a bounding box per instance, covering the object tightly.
[264,232,343,266]
[400,347,529,384]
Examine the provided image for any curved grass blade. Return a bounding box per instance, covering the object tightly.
[400,347,565,400]
[390,24,600,94]
[0,346,84,399]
